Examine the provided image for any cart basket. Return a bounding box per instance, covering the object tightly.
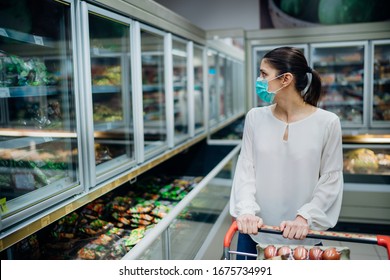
[223,221,390,260]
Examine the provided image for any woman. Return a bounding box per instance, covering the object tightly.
[230,47,344,259]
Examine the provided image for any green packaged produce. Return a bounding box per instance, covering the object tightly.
[127,205,153,214]
[123,227,145,247]
[130,217,152,226]
[131,213,154,221]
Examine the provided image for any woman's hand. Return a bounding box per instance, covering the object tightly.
[280,215,309,240]
[236,214,263,235]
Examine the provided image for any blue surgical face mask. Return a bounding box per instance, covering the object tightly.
[256,74,285,103]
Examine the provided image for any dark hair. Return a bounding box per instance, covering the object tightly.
[263,47,321,106]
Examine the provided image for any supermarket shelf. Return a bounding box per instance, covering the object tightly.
[314,61,363,67]
[142,84,186,92]
[0,128,76,139]
[94,121,125,132]
[319,100,364,107]
[0,136,56,150]
[0,28,55,48]
[0,126,133,142]
[342,134,390,144]
[373,79,390,85]
[0,86,59,98]
[92,85,121,94]
[325,81,364,88]
[143,84,164,92]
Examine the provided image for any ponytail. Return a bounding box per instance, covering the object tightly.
[302,69,321,107]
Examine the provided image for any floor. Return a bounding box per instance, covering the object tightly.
[322,240,388,260]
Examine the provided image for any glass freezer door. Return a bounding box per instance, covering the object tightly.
[218,55,227,121]
[141,28,167,159]
[83,5,135,184]
[172,38,189,144]
[193,45,205,134]
[372,40,390,127]
[224,58,234,118]
[0,0,81,228]
[311,42,368,128]
[207,50,218,128]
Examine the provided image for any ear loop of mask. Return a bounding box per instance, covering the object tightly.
[301,72,312,96]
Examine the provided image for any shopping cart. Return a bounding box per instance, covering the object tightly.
[223,221,390,260]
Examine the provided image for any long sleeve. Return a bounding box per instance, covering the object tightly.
[230,109,261,217]
[297,117,344,230]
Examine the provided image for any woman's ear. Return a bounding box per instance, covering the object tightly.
[282,72,294,86]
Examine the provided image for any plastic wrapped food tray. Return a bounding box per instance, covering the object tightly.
[256,243,350,260]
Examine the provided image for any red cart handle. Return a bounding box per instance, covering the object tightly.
[224,221,390,259]
[377,235,390,260]
[224,220,238,248]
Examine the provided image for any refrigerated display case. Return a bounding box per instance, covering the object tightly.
[137,177,233,260]
[0,0,246,257]
[0,140,240,260]
[343,144,390,178]
[339,135,390,224]
[0,0,82,230]
[372,40,390,126]
[311,42,368,128]
[123,142,240,260]
[310,41,389,223]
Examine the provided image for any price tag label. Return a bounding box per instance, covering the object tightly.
[0,28,8,37]
[0,87,10,98]
[43,137,53,142]
[14,173,35,190]
[41,216,51,227]
[92,47,100,55]
[33,35,44,46]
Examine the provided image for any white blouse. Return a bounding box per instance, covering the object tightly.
[230,105,344,245]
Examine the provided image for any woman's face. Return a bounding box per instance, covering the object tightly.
[259,60,283,92]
